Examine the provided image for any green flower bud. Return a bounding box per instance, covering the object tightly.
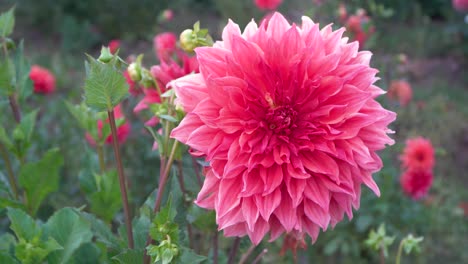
[128,63,142,81]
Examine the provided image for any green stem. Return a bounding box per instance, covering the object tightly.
[107,109,134,249]
[8,94,22,123]
[96,144,106,173]
[153,140,179,212]
[395,239,405,264]
[227,237,241,264]
[0,144,19,200]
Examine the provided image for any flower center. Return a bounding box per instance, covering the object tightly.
[266,105,297,134]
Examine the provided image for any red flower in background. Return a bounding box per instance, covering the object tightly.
[387,80,412,106]
[338,3,347,23]
[171,13,396,245]
[86,104,131,146]
[29,65,56,94]
[254,0,283,10]
[123,70,141,96]
[400,169,433,200]
[453,0,468,12]
[162,9,174,21]
[154,32,177,62]
[109,39,120,54]
[345,10,374,48]
[400,137,435,171]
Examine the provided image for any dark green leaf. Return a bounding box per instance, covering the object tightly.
[78,211,123,250]
[67,243,101,264]
[0,58,15,96]
[179,247,206,264]
[18,148,63,215]
[0,6,15,37]
[83,56,128,112]
[111,249,144,264]
[0,197,25,210]
[89,171,122,222]
[45,208,93,264]
[132,215,151,250]
[14,41,32,101]
[0,253,18,264]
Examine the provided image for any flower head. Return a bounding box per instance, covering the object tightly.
[171,13,395,245]
[29,65,56,94]
[109,39,120,54]
[154,32,177,62]
[400,169,433,200]
[400,137,435,171]
[453,0,468,12]
[86,104,131,146]
[345,11,374,48]
[387,80,412,106]
[254,0,283,10]
[162,9,174,21]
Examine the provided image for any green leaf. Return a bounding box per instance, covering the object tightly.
[67,243,101,264]
[16,110,38,143]
[0,58,15,96]
[0,126,13,149]
[111,249,144,264]
[179,247,206,264]
[18,148,63,215]
[0,233,17,252]
[0,6,15,37]
[83,56,128,112]
[0,253,18,264]
[88,171,122,222]
[14,41,32,101]
[15,236,63,264]
[45,208,93,264]
[0,197,25,210]
[132,215,151,250]
[78,211,123,250]
[7,208,40,241]
[159,114,178,123]
[65,101,98,133]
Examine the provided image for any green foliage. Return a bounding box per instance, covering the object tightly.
[401,234,424,255]
[86,171,122,223]
[0,6,14,37]
[44,208,93,264]
[18,148,64,215]
[13,41,32,101]
[7,208,63,263]
[111,249,144,264]
[364,224,396,257]
[83,54,128,112]
[78,211,123,250]
[0,58,14,96]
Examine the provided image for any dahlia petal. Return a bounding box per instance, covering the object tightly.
[218,206,244,229]
[241,197,259,231]
[221,19,242,50]
[192,98,220,127]
[186,125,219,153]
[265,12,291,41]
[216,178,242,218]
[301,151,339,181]
[256,188,281,221]
[170,113,204,144]
[304,177,330,211]
[286,178,306,207]
[262,165,283,195]
[274,191,297,232]
[303,200,330,230]
[247,218,269,245]
[171,74,207,112]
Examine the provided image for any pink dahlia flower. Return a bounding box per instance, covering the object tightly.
[400,169,433,200]
[254,0,283,10]
[400,137,435,171]
[387,80,412,107]
[171,13,396,244]
[453,0,468,12]
[154,32,177,62]
[29,65,56,94]
[108,39,120,54]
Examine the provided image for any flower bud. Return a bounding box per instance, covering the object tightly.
[98,46,113,63]
[127,63,141,82]
[179,29,197,53]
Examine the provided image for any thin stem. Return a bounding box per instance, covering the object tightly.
[0,144,19,200]
[395,239,405,264]
[213,231,219,264]
[176,160,187,195]
[153,140,179,212]
[252,249,268,264]
[227,237,241,264]
[96,144,106,173]
[380,246,386,264]
[9,94,21,123]
[239,244,256,264]
[107,110,134,249]
[191,156,203,187]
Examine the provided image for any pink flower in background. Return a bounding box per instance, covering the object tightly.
[400,169,433,200]
[123,71,141,96]
[254,0,283,10]
[109,39,120,54]
[162,9,174,21]
[453,0,468,12]
[154,32,177,62]
[400,137,435,171]
[387,80,412,106]
[338,3,348,23]
[171,13,396,244]
[29,65,56,94]
[345,11,374,48]
[86,104,131,146]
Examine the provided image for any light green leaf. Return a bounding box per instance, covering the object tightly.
[0,6,15,37]
[7,208,40,241]
[45,208,93,264]
[83,56,128,112]
[0,233,17,252]
[16,110,38,143]
[0,197,25,210]
[14,41,32,101]
[111,249,144,264]
[89,171,122,222]
[0,126,13,149]
[19,148,63,215]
